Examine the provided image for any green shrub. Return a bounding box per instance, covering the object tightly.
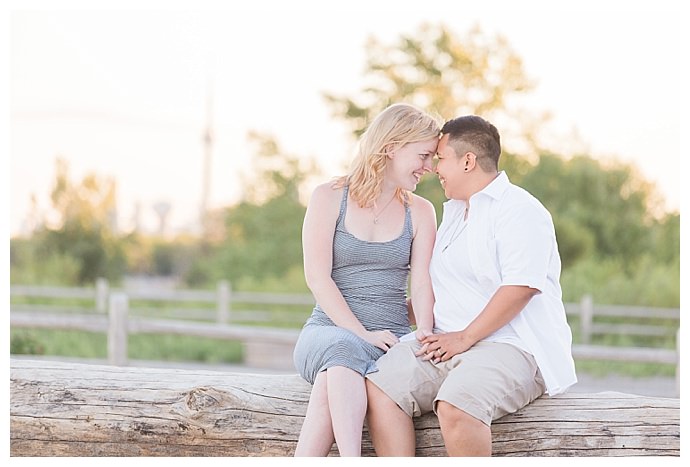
[10,331,46,355]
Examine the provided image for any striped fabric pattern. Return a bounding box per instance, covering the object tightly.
[293,185,414,384]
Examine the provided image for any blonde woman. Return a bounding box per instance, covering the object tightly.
[293,103,440,456]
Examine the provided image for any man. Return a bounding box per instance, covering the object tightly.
[365,115,577,456]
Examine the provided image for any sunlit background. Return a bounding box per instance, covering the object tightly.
[10,4,680,236]
[6,1,684,402]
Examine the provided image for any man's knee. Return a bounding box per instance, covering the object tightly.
[436,401,482,428]
[436,401,491,456]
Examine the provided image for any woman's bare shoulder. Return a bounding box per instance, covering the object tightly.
[408,193,437,231]
[408,193,436,214]
[307,180,345,215]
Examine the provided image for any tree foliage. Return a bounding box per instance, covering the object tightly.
[185,134,316,285]
[10,23,678,308]
[324,23,544,151]
[323,22,678,304]
[10,159,126,285]
[512,154,656,268]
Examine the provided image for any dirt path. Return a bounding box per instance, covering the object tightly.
[570,372,678,398]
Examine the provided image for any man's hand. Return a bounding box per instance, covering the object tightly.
[415,330,475,363]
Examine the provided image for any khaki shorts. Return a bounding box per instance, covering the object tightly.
[366,340,545,426]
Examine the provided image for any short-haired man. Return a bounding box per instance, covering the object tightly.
[365,115,577,456]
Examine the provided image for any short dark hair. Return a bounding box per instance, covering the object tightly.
[440,116,501,171]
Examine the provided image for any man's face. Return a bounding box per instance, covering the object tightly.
[434,134,463,200]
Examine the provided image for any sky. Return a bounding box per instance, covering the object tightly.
[6,0,686,237]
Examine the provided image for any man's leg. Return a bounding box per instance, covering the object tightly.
[365,380,416,456]
[433,342,545,457]
[436,401,491,456]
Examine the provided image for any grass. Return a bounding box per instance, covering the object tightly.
[10,283,678,378]
[10,325,677,379]
[575,359,675,378]
[10,328,244,365]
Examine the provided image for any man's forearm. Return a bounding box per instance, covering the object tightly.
[463,285,538,344]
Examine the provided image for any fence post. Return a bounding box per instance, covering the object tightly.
[676,327,680,397]
[95,277,109,314]
[108,293,129,366]
[580,295,593,344]
[217,280,230,324]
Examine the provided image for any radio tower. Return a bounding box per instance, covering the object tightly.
[200,79,214,234]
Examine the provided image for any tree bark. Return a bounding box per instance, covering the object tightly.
[10,359,679,456]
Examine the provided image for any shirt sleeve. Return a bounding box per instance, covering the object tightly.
[495,199,555,292]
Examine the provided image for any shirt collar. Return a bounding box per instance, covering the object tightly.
[442,171,511,214]
[476,170,510,201]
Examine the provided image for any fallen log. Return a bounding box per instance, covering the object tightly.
[10,358,679,456]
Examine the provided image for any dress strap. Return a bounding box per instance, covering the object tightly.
[339,185,349,215]
[335,185,349,229]
[403,198,413,238]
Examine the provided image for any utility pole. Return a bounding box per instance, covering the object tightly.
[199,78,214,235]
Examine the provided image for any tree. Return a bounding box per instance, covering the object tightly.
[324,22,545,152]
[186,135,318,285]
[324,22,549,223]
[651,212,680,265]
[513,154,655,268]
[30,159,125,284]
[323,22,672,272]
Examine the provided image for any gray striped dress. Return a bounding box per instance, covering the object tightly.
[293,185,414,384]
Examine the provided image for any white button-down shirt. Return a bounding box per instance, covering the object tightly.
[430,171,577,395]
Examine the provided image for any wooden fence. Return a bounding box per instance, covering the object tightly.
[9,280,680,394]
[10,279,315,324]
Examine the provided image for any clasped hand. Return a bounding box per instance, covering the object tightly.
[415,330,472,364]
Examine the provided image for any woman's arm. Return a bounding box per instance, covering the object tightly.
[303,184,364,334]
[408,195,436,336]
[302,183,397,350]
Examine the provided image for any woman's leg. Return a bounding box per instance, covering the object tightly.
[294,371,335,456]
[327,366,367,456]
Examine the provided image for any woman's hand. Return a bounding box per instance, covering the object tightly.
[414,328,433,341]
[359,329,399,352]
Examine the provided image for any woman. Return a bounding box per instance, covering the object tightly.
[293,103,440,456]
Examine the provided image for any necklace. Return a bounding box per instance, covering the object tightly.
[371,194,396,224]
[442,208,469,252]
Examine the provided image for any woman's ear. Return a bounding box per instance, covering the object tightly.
[382,143,397,158]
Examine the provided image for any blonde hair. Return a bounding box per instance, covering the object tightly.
[334,103,440,207]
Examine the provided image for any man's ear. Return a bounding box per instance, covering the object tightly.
[464,152,477,171]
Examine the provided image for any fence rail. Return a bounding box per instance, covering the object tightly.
[10,281,680,395]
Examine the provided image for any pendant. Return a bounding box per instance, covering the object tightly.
[373,218,379,224]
